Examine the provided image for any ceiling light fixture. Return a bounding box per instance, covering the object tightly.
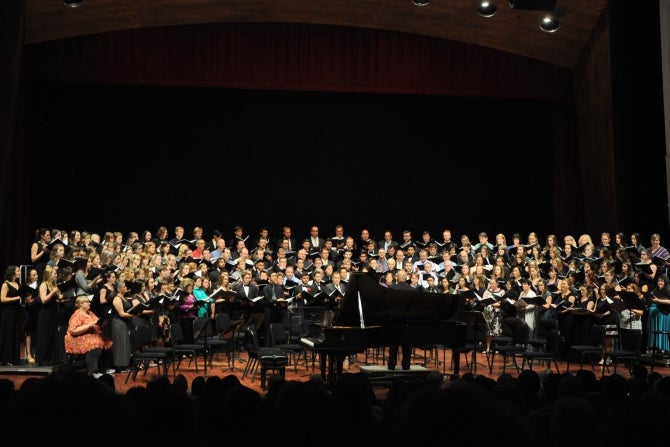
[412,0,431,6]
[476,1,498,17]
[64,0,85,7]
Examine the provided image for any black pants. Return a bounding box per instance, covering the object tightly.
[388,344,412,369]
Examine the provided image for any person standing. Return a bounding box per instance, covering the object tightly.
[387,269,413,370]
[308,225,325,251]
[110,280,134,372]
[517,278,538,334]
[22,267,40,364]
[35,265,63,366]
[232,271,264,339]
[261,271,286,347]
[0,266,22,366]
[650,233,670,272]
[647,274,670,353]
[30,227,51,280]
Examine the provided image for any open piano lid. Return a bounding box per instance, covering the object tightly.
[333,271,466,326]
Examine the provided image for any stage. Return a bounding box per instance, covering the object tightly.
[0,363,54,376]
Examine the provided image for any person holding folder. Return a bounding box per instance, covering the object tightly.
[64,295,113,378]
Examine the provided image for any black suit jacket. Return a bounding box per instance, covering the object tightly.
[277,238,299,252]
[378,240,399,252]
[232,282,261,313]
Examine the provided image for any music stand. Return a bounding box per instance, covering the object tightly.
[192,316,209,379]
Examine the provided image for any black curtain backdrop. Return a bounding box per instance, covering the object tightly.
[26,81,552,245]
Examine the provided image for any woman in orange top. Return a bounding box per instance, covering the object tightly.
[64,295,113,377]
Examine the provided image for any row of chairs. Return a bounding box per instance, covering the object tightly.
[128,312,312,389]
[484,318,644,378]
[126,314,237,383]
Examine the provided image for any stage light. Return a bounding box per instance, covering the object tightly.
[477,2,498,17]
[540,16,560,33]
[64,0,85,7]
[412,0,431,6]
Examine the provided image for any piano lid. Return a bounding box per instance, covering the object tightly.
[333,272,465,326]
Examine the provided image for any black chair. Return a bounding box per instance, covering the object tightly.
[129,317,176,377]
[527,318,560,351]
[601,328,642,377]
[519,328,562,372]
[287,314,309,343]
[269,322,308,373]
[193,317,229,367]
[486,317,518,359]
[168,323,208,372]
[566,324,606,372]
[59,324,87,373]
[488,319,530,374]
[459,311,488,373]
[486,317,522,370]
[242,327,288,390]
[126,322,171,383]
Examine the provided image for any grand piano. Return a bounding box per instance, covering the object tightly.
[304,271,467,383]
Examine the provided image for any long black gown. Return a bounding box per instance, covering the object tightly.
[0,281,22,365]
[35,285,62,366]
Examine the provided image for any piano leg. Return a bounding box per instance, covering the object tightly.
[318,353,341,385]
[451,347,461,376]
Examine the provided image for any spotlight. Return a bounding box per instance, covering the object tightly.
[476,1,498,17]
[540,16,560,32]
[412,0,431,6]
[64,0,85,7]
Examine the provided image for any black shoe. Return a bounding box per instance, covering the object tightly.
[388,364,396,371]
[402,363,411,371]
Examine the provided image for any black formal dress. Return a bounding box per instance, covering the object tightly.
[0,281,22,365]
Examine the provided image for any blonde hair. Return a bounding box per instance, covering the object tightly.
[75,295,90,307]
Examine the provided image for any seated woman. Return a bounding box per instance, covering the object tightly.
[64,295,113,377]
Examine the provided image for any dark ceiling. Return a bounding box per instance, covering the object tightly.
[25,0,608,69]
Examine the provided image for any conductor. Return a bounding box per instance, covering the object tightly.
[387,269,412,370]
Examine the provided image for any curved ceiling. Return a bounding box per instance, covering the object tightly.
[25,0,607,69]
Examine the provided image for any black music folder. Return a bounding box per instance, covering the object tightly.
[327,288,345,299]
[614,290,645,310]
[652,255,669,267]
[57,278,76,292]
[302,289,324,306]
[634,262,654,274]
[57,258,78,270]
[127,296,163,315]
[518,295,548,306]
[169,238,196,249]
[86,266,106,280]
[47,238,67,250]
[623,246,640,261]
[209,287,237,301]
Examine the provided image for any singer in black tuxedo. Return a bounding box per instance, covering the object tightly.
[232,271,265,341]
[261,272,288,346]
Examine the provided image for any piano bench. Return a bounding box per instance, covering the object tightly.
[257,354,289,391]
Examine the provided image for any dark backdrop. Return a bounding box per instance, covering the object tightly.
[26,81,552,246]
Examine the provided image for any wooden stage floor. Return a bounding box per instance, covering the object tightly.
[2,347,668,396]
